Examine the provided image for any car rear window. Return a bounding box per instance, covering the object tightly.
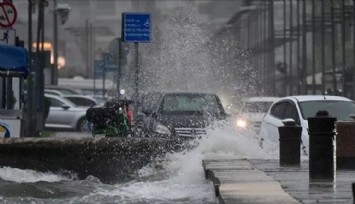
[161,94,221,113]
[299,100,355,121]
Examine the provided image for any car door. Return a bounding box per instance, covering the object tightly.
[46,97,75,128]
[260,101,287,143]
[264,100,301,141]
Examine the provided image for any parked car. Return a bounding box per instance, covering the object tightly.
[234,96,280,133]
[63,95,98,107]
[45,89,64,96]
[45,85,80,95]
[45,94,90,132]
[91,95,108,106]
[259,95,355,154]
[137,91,228,140]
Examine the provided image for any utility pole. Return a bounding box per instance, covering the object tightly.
[24,0,35,137]
[53,0,58,85]
[268,0,275,95]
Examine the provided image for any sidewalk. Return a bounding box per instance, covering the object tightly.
[203,159,355,204]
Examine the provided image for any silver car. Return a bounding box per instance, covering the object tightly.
[45,94,90,132]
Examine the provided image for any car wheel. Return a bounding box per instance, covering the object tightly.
[77,117,90,132]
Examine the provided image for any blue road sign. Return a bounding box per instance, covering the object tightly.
[103,53,112,65]
[94,60,104,77]
[122,13,151,43]
[105,64,118,71]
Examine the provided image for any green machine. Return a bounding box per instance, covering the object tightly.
[86,99,133,137]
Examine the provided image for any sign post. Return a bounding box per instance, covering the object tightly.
[94,60,104,97]
[122,12,151,128]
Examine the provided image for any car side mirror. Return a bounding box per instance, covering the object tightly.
[62,105,70,110]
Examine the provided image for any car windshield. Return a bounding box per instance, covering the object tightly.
[57,89,78,95]
[242,101,273,113]
[299,100,355,121]
[47,96,78,108]
[161,94,220,113]
[65,97,97,107]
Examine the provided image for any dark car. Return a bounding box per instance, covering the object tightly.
[137,92,228,140]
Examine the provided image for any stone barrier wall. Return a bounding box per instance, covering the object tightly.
[0,137,176,184]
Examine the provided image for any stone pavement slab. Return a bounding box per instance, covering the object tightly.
[202,159,300,204]
[250,159,355,204]
[203,159,355,203]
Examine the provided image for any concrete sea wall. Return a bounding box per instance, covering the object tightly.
[0,137,176,184]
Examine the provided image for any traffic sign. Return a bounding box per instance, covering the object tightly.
[0,28,15,45]
[103,53,112,65]
[0,2,17,28]
[94,60,104,76]
[122,13,151,43]
[105,64,118,71]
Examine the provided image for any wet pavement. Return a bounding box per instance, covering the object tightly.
[203,159,355,204]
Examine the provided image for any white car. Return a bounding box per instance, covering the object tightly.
[234,96,280,133]
[259,95,355,155]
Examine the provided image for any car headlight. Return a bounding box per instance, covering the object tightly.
[155,124,171,135]
[236,118,248,128]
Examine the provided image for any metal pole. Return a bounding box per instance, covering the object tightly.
[39,0,45,131]
[28,0,32,69]
[25,0,34,137]
[321,0,326,94]
[353,0,355,99]
[312,0,316,94]
[134,42,139,131]
[342,0,346,96]
[263,1,267,90]
[247,15,250,50]
[85,19,89,78]
[117,39,122,93]
[283,0,287,95]
[331,0,337,93]
[290,0,294,94]
[102,70,105,98]
[269,0,275,95]
[258,4,262,76]
[302,0,307,94]
[297,0,301,94]
[53,0,58,85]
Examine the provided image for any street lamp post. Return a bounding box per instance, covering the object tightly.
[52,1,70,85]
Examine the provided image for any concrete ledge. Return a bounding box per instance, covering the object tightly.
[202,159,300,204]
[0,137,176,184]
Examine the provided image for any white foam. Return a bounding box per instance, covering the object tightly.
[92,121,274,203]
[0,167,70,183]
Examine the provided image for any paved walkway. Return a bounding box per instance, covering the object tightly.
[203,159,355,204]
